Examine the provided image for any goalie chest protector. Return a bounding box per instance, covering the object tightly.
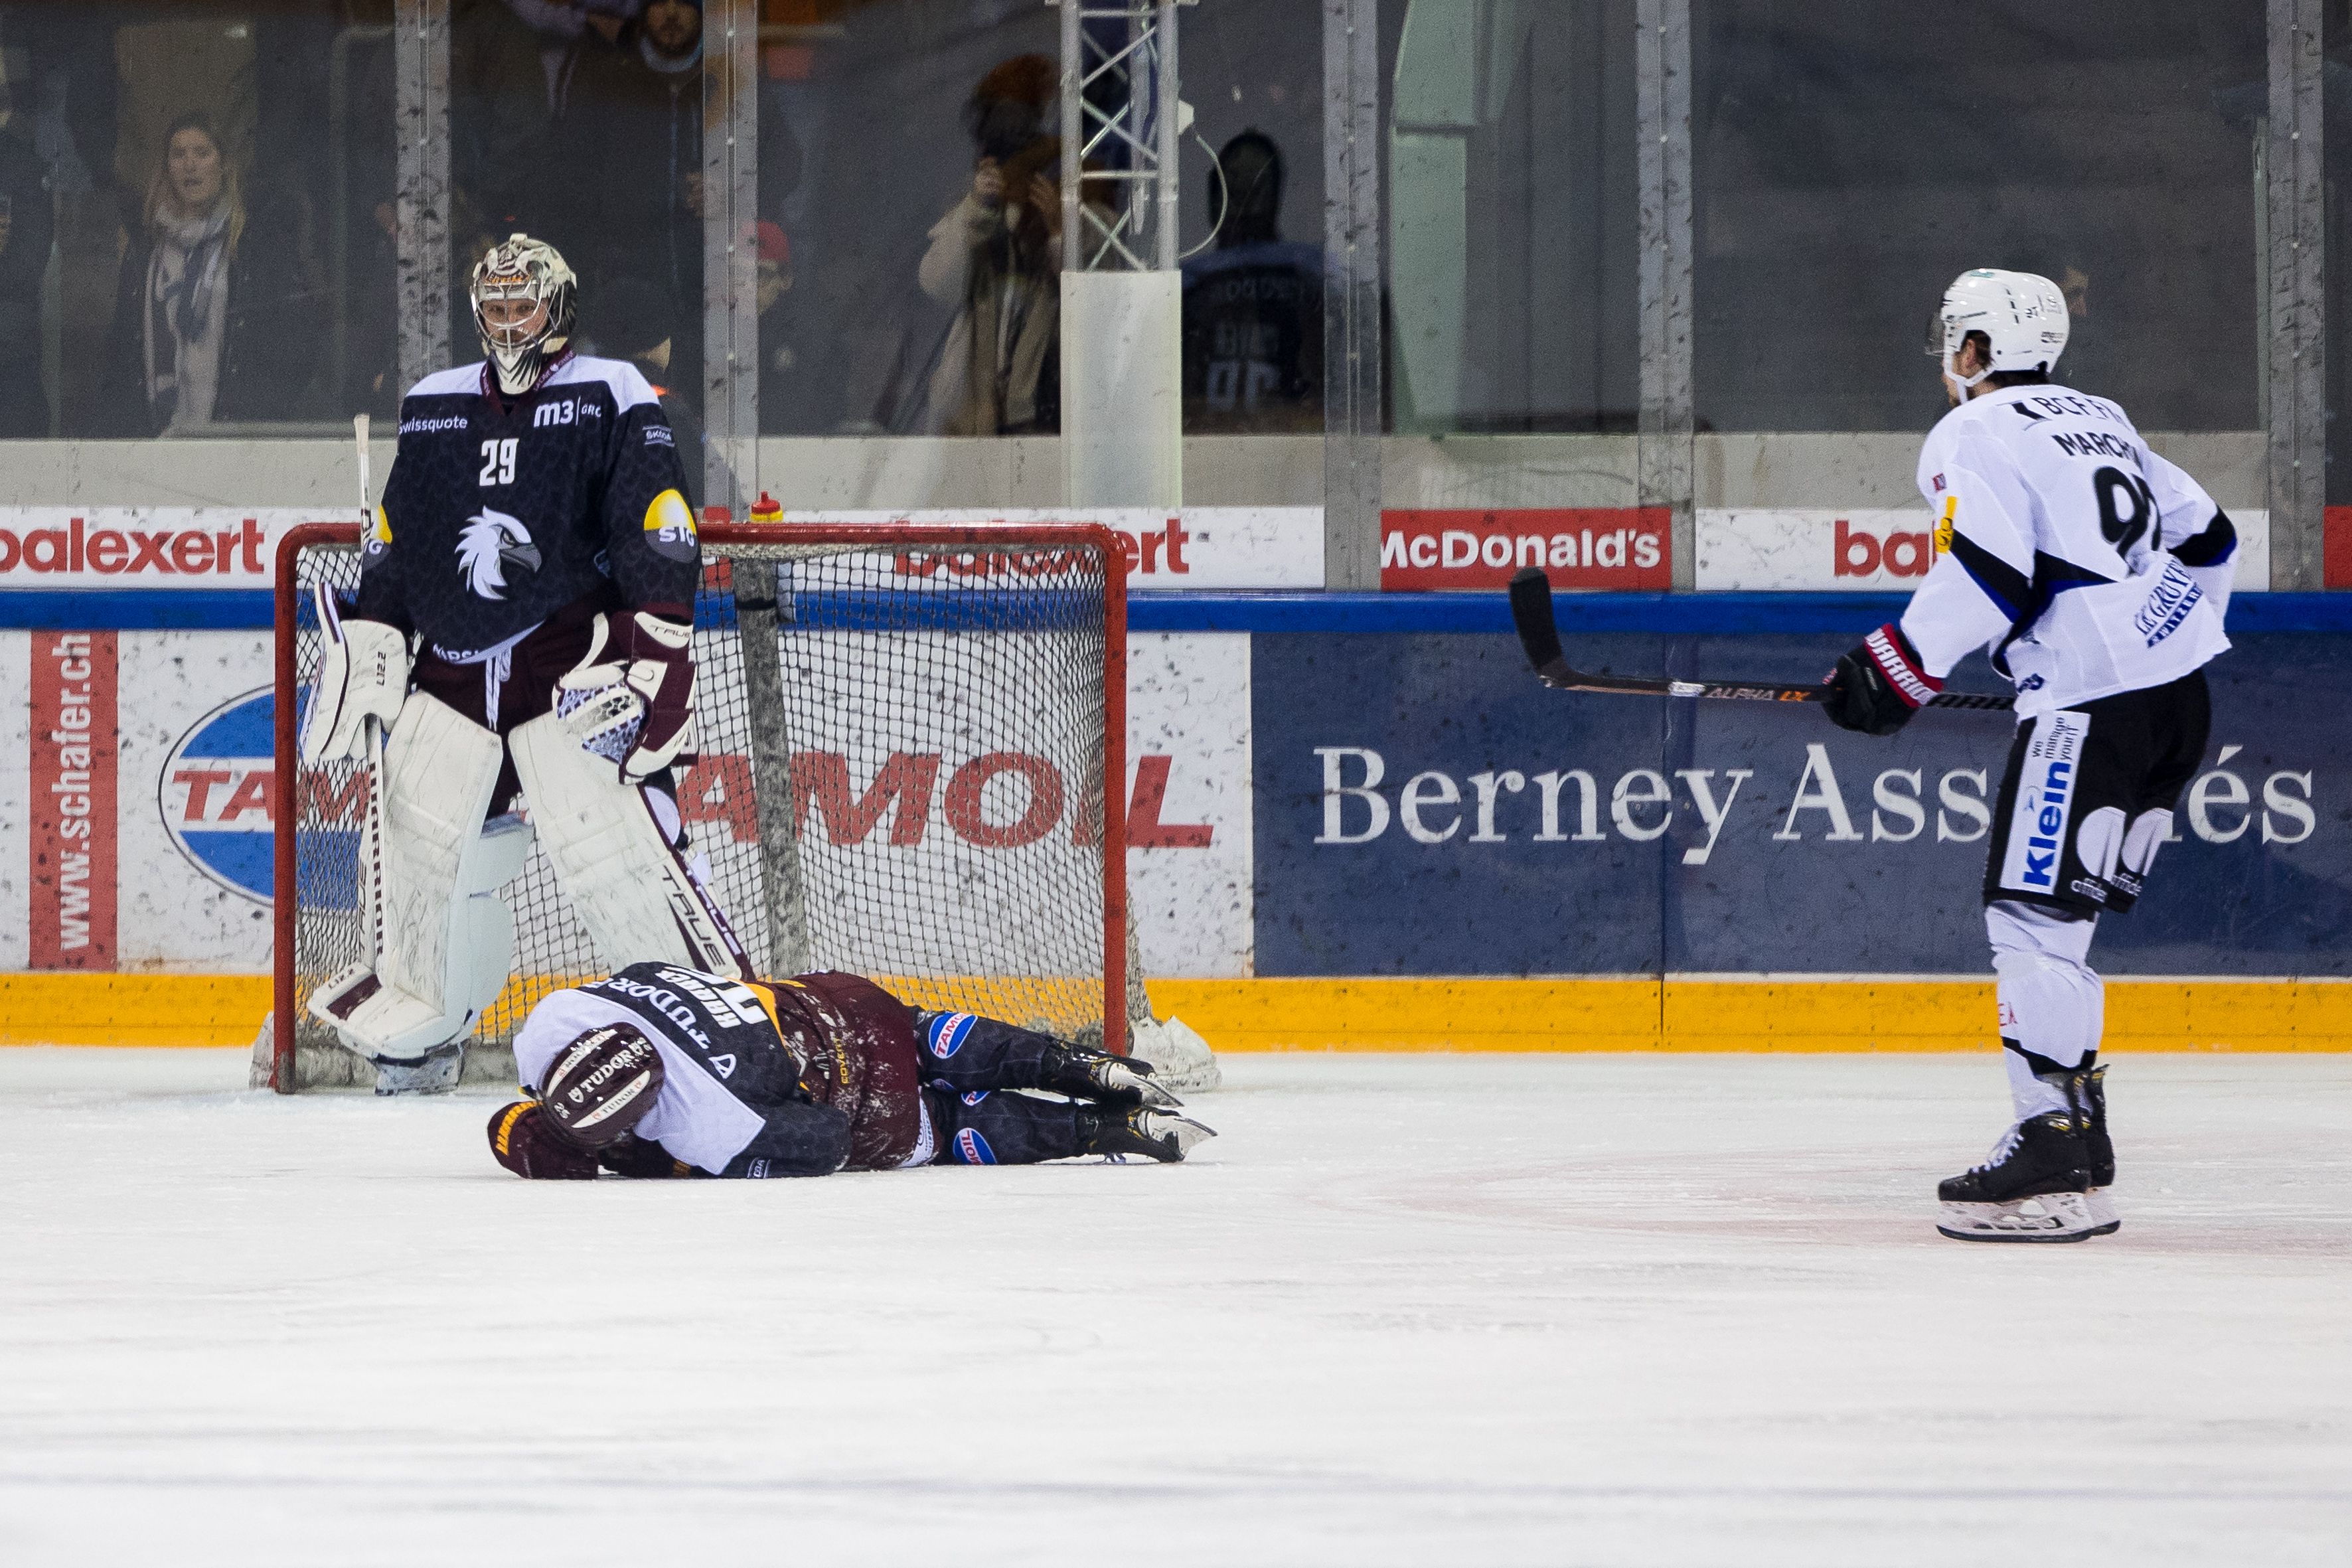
[360,354,700,652]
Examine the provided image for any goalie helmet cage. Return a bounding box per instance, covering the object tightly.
[269,520,1138,1093]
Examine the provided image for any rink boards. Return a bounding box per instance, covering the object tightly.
[3,589,2351,1052]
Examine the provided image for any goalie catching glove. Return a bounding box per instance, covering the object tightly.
[554,609,698,782]
[297,582,410,767]
[1822,623,1942,736]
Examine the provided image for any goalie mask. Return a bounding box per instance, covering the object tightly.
[1926,268,2068,388]
[471,233,577,396]
[537,1022,665,1150]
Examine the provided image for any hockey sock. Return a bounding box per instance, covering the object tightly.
[1986,900,2102,1116]
[913,1010,1059,1095]
[2003,1040,2080,1123]
[926,1087,1084,1165]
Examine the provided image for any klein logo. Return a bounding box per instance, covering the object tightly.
[160,686,275,903]
[2020,757,2075,889]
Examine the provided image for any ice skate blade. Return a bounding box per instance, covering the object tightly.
[1936,1190,2104,1243]
[2084,1189,2121,1237]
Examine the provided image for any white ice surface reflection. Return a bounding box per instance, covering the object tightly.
[0,1049,2346,1567]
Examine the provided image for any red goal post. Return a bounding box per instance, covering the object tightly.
[271,519,1131,1093]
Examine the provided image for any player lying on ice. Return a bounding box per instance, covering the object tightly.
[1822,269,2236,1244]
[487,961,1217,1180]
[298,233,747,1096]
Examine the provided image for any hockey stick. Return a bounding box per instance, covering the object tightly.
[1506,568,2014,711]
[350,414,389,967]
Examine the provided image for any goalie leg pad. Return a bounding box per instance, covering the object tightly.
[510,713,749,979]
[308,696,514,1065]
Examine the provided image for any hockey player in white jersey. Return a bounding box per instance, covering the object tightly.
[297,234,747,1096]
[1822,269,2237,1243]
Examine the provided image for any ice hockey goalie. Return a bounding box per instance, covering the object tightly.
[299,234,745,1095]
[487,962,1216,1180]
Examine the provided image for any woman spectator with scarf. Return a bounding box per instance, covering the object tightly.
[96,112,320,435]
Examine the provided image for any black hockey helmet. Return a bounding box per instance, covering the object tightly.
[536,1023,665,1151]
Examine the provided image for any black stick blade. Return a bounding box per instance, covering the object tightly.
[1508,568,1565,676]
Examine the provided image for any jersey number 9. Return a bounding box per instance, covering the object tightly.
[2092,466,2155,556]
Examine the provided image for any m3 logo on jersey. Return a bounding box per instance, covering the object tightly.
[2000,710,2088,894]
[926,1012,977,1059]
[954,1127,997,1164]
[642,489,697,562]
[456,507,541,599]
[532,398,578,428]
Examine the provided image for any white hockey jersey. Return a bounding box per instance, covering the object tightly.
[1903,384,2236,719]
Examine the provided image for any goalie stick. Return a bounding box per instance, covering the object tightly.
[1506,568,2014,712]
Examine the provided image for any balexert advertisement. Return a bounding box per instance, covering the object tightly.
[1251,630,2347,977]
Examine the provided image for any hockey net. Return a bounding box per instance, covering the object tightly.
[267,521,1151,1091]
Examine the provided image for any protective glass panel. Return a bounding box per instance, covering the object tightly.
[1,1,396,438]
[1693,1,2265,433]
[1383,0,1638,435]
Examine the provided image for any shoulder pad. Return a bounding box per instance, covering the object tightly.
[405,362,487,401]
[548,354,661,412]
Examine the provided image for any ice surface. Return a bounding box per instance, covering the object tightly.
[0,1048,2347,1567]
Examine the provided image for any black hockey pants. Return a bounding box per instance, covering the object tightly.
[911,1008,1088,1165]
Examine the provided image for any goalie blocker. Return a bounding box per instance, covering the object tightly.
[489,963,1214,1180]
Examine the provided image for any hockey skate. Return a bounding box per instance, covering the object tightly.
[1935,1113,2101,1242]
[370,1042,467,1097]
[2075,1063,2119,1235]
[1038,1043,1182,1109]
[1078,1107,1217,1163]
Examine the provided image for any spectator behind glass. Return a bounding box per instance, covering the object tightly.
[580,271,708,509]
[913,54,1065,436]
[570,0,708,405]
[1181,129,1322,433]
[96,112,321,435]
[756,220,832,433]
[0,70,55,437]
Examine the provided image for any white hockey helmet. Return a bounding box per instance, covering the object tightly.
[1926,269,2068,386]
[471,232,577,395]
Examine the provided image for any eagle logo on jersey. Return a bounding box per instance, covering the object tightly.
[455,507,543,599]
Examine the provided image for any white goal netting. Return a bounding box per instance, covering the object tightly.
[272,526,1155,1089]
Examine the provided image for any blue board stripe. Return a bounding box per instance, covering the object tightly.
[9,588,2352,635]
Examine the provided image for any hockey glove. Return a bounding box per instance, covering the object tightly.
[616,610,698,783]
[487,1101,600,1180]
[552,611,697,783]
[298,585,410,767]
[597,1131,691,1180]
[1822,623,1941,736]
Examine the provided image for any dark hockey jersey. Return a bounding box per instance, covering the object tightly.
[1181,240,1324,432]
[354,354,700,651]
[511,963,933,1176]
